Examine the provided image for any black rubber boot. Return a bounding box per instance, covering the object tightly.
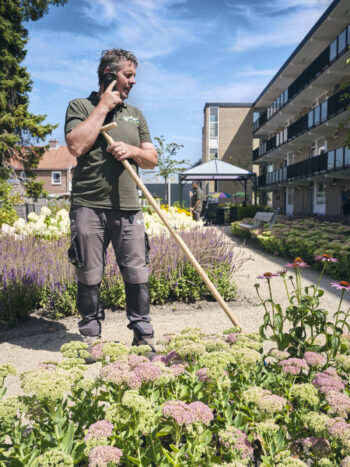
[77,281,104,338]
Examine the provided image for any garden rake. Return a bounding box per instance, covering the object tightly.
[100,122,242,329]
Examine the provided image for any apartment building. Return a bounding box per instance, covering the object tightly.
[202,103,255,196]
[253,0,350,216]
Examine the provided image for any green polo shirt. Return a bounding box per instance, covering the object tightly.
[65,92,152,210]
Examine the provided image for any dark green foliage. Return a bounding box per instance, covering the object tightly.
[232,217,350,279]
[0,0,66,179]
[25,178,48,201]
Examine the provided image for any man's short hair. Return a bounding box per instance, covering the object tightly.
[97,49,138,84]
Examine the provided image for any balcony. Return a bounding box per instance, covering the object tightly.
[257,146,350,189]
[253,85,350,163]
[254,24,350,135]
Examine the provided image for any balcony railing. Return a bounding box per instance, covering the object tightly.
[253,24,350,133]
[253,86,350,162]
[257,146,350,188]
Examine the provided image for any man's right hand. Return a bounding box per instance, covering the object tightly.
[99,80,122,113]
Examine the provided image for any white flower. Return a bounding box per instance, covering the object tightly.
[27,212,39,221]
[1,224,16,236]
[40,206,52,217]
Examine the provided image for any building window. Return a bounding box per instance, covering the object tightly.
[209,148,218,160]
[327,150,335,170]
[336,148,344,168]
[321,101,327,122]
[316,183,326,205]
[52,171,61,185]
[345,147,350,166]
[310,142,317,158]
[318,138,327,155]
[308,110,314,128]
[209,107,218,138]
[338,28,346,54]
[330,39,337,61]
[314,106,320,126]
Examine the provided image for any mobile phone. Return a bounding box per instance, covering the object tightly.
[102,72,117,91]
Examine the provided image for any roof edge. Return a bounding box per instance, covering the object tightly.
[253,0,341,106]
[203,102,252,112]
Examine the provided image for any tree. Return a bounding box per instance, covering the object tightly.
[152,136,189,205]
[0,0,67,180]
[25,179,48,201]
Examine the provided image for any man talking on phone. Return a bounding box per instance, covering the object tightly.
[65,49,158,362]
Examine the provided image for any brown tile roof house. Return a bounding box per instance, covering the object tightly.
[11,140,77,196]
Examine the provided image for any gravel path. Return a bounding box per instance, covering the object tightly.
[1,225,349,396]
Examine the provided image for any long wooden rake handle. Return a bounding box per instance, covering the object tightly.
[100,122,242,329]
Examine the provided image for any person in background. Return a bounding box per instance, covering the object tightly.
[64,48,158,361]
[190,181,204,221]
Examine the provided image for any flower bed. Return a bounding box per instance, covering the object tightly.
[0,228,238,324]
[1,253,350,466]
[232,217,350,278]
[0,206,203,240]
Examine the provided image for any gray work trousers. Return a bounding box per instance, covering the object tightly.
[69,206,153,338]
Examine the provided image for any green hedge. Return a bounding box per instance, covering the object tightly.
[231,217,350,279]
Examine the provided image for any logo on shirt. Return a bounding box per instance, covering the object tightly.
[123,116,139,124]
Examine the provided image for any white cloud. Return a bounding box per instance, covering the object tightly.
[237,68,277,77]
[81,0,197,60]
[227,0,333,52]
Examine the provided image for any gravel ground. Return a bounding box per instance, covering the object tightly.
[1,225,349,396]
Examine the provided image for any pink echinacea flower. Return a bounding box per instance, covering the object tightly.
[331,281,350,291]
[314,253,338,263]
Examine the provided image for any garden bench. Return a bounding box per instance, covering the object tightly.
[238,211,276,231]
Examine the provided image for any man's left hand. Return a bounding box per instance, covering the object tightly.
[107,141,135,161]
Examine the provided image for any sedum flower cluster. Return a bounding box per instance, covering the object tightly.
[219,425,253,459]
[162,400,213,426]
[36,449,74,466]
[2,325,350,465]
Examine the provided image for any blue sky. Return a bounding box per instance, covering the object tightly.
[25,0,333,168]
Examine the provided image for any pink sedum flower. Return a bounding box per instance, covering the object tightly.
[169,364,186,377]
[90,343,106,361]
[304,352,326,367]
[312,371,345,394]
[301,437,330,455]
[326,390,350,417]
[189,401,214,425]
[279,358,308,375]
[133,362,162,383]
[85,420,113,441]
[89,445,122,466]
[225,333,238,344]
[162,400,194,425]
[196,367,211,382]
[162,400,213,426]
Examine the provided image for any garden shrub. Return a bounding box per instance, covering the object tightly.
[232,217,350,279]
[0,228,238,324]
